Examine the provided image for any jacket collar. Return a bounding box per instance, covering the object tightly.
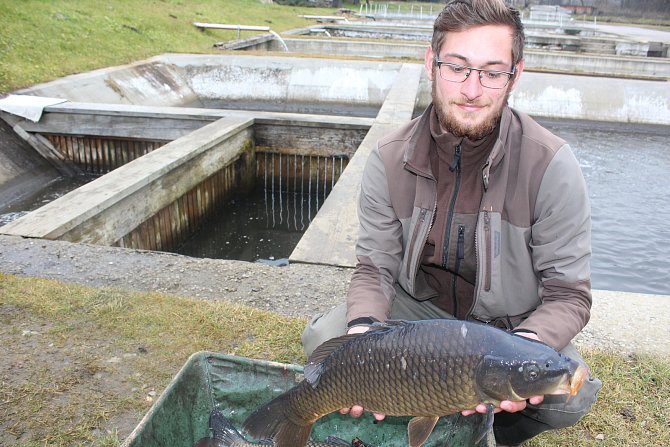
[483,106,512,190]
[403,104,512,189]
[402,104,435,179]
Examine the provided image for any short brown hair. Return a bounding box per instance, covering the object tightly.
[431,0,525,65]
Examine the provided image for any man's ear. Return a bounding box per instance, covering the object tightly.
[509,58,525,91]
[424,45,435,81]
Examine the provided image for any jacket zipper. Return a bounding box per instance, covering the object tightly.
[442,143,462,313]
[407,201,438,295]
[484,210,492,292]
[452,224,465,316]
[403,155,437,296]
[442,143,462,268]
[406,208,428,283]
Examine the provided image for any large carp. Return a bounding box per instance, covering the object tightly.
[243,319,588,447]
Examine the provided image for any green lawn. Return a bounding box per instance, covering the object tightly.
[0,0,338,93]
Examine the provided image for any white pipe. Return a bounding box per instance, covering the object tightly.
[192,23,288,52]
[193,22,270,31]
[269,30,289,52]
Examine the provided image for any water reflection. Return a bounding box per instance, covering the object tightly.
[176,152,348,262]
[175,188,322,262]
[0,175,96,226]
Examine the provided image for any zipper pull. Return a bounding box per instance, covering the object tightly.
[482,160,490,190]
[457,225,465,260]
[449,144,462,172]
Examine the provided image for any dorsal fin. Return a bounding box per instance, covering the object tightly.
[308,333,360,364]
[304,322,407,388]
[304,334,359,388]
[375,319,410,327]
[303,361,323,388]
[306,322,405,369]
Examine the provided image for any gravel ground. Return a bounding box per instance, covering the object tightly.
[1,234,668,357]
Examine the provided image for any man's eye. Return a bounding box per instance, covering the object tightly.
[449,65,466,73]
[485,71,503,79]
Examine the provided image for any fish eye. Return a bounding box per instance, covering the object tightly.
[524,364,540,381]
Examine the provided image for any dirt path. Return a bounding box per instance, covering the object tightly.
[1,234,668,357]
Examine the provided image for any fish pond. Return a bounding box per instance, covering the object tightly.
[539,118,670,296]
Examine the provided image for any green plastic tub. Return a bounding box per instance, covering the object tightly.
[122,352,493,447]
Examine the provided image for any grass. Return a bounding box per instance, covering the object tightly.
[0,0,338,93]
[0,273,307,446]
[1,273,669,446]
[0,0,417,93]
[529,351,669,446]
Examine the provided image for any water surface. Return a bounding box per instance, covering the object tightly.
[539,118,670,295]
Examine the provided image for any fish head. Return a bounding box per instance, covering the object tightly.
[475,339,588,402]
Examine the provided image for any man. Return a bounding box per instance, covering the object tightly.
[302,0,601,444]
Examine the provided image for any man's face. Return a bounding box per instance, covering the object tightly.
[425,24,524,140]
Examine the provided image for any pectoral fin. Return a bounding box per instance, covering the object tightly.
[408,416,439,447]
[473,403,495,444]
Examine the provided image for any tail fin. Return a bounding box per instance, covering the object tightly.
[242,393,313,447]
[208,409,247,445]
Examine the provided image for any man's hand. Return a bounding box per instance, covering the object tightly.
[462,331,544,416]
[346,325,371,335]
[339,326,386,421]
[339,405,386,421]
[461,395,545,416]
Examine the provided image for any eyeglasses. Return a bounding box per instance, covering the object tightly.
[435,60,516,89]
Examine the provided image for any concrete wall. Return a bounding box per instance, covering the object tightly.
[290,63,424,266]
[524,50,670,78]
[510,72,670,125]
[262,38,670,79]
[11,54,669,125]
[414,69,670,125]
[17,54,402,110]
[166,54,400,108]
[0,117,254,244]
[17,59,198,106]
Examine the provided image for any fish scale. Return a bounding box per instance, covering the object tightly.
[243,319,587,447]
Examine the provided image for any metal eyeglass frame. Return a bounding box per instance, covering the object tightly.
[434,59,516,89]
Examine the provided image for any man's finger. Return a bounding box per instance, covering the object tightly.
[349,405,364,418]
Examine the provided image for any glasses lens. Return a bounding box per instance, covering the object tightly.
[480,70,511,89]
[439,63,469,83]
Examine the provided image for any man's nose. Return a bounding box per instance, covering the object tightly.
[460,70,483,101]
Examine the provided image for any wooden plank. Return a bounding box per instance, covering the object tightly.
[10,124,82,176]
[0,116,254,242]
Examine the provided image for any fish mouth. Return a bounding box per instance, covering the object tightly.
[552,365,589,397]
[569,365,589,397]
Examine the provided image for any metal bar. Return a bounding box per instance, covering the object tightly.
[300,15,349,23]
[193,22,270,32]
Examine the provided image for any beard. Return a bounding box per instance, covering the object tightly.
[432,78,511,141]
